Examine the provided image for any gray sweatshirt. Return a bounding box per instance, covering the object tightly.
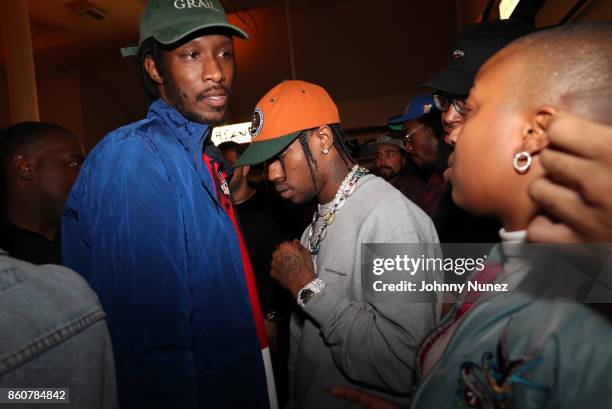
[289,174,440,409]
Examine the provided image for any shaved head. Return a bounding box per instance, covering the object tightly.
[483,22,612,124]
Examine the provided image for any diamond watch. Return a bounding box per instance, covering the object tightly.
[297,278,326,308]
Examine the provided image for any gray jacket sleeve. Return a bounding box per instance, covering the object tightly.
[302,199,441,394]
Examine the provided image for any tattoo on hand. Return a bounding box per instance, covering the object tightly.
[277,253,301,279]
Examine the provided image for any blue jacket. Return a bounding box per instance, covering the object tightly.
[62,100,269,409]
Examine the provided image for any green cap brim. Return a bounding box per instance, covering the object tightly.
[120,22,249,57]
[120,46,139,57]
[387,123,403,131]
[235,131,301,167]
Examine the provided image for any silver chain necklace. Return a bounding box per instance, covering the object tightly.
[308,164,368,255]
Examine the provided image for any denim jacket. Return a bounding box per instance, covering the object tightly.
[0,248,118,409]
[411,244,612,409]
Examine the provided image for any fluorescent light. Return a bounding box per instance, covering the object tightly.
[211,122,252,146]
[499,0,521,19]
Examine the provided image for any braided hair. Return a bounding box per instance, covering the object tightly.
[286,124,356,192]
[329,123,355,169]
[297,131,318,190]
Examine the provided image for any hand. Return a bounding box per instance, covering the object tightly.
[329,387,406,409]
[528,112,612,243]
[270,240,316,297]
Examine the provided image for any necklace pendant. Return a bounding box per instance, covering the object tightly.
[221,180,230,196]
[324,212,336,225]
[217,170,231,196]
[311,243,320,255]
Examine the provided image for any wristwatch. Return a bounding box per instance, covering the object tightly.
[297,278,326,308]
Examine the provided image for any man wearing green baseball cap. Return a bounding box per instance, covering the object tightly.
[62,1,272,409]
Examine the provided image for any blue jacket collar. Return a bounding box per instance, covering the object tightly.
[147,99,210,156]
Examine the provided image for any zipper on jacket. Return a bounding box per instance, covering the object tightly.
[193,131,207,169]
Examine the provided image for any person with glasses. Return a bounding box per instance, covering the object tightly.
[387,94,450,218]
[423,19,534,147]
[406,20,535,243]
[432,91,470,139]
[387,94,492,244]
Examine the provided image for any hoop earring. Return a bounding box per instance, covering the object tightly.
[513,151,532,174]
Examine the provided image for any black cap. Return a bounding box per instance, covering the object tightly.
[422,19,534,95]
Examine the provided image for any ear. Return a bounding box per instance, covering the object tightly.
[12,155,34,181]
[313,125,333,153]
[144,55,164,85]
[519,105,557,155]
[404,139,414,153]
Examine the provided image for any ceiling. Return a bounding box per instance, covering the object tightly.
[28,0,141,53]
[0,0,291,66]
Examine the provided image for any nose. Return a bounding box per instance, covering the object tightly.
[442,106,463,146]
[267,159,285,182]
[447,127,461,145]
[203,56,225,84]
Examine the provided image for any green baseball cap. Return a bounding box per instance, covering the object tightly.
[121,0,248,57]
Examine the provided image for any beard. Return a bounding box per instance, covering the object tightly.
[293,187,318,205]
[164,74,231,125]
[376,166,400,181]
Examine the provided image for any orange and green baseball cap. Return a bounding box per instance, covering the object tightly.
[235,80,341,167]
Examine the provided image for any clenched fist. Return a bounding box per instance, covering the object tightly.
[270,239,317,297]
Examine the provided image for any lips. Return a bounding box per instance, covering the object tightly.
[443,167,452,182]
[444,153,455,182]
[279,189,292,199]
[447,152,455,168]
[276,184,291,199]
[204,95,227,107]
[198,88,229,107]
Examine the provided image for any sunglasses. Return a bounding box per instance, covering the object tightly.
[432,92,469,116]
